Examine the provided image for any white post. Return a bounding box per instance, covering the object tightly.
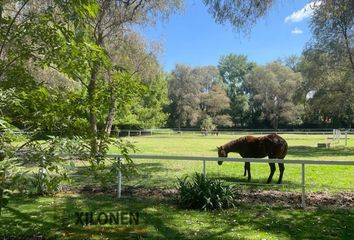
[117,157,122,198]
[203,160,206,177]
[301,163,306,209]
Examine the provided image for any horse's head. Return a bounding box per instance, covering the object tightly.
[217,146,227,165]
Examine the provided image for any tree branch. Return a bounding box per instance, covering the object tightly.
[0,0,30,58]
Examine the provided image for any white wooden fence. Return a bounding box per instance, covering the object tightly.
[109,154,354,209]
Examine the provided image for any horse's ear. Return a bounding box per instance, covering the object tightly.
[217,146,220,150]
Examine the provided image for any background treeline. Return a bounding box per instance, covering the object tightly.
[0,0,353,139]
[154,0,354,130]
[118,0,354,130]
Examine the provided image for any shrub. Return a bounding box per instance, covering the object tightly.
[177,173,235,210]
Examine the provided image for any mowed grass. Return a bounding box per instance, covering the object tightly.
[2,133,354,239]
[109,133,354,192]
[1,194,353,240]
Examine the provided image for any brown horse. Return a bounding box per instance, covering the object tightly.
[217,134,288,184]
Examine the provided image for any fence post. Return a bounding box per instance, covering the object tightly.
[117,157,122,198]
[345,132,348,146]
[301,163,306,209]
[203,160,206,177]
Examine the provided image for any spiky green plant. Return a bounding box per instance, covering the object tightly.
[177,173,235,210]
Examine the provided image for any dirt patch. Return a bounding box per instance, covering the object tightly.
[72,185,354,208]
[235,189,354,208]
[122,186,178,200]
[72,185,178,200]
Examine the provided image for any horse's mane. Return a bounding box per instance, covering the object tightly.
[222,137,246,151]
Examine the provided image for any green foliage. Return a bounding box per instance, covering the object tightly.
[177,173,235,210]
[200,115,216,132]
[203,0,274,31]
[218,54,255,127]
[1,86,88,136]
[0,125,27,215]
[299,0,354,128]
[82,137,137,188]
[23,138,76,195]
[246,62,304,129]
[168,65,232,129]
[118,74,169,129]
[0,153,25,215]
[168,64,201,128]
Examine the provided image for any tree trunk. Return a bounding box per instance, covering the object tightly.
[99,73,116,153]
[88,65,99,157]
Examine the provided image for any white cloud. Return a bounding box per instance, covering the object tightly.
[284,1,322,23]
[291,27,303,34]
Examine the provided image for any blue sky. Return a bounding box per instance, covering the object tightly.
[139,0,316,72]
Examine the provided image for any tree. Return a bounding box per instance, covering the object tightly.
[0,1,99,135]
[311,0,354,73]
[246,62,304,129]
[218,54,255,127]
[29,0,182,157]
[199,84,233,128]
[110,33,169,129]
[194,66,232,127]
[298,0,354,128]
[200,115,216,133]
[168,65,232,129]
[300,47,354,128]
[168,64,200,129]
[280,55,301,72]
[202,0,274,31]
[118,74,169,129]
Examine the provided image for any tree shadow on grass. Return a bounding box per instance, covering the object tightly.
[68,162,170,189]
[125,162,176,188]
[58,194,185,240]
[228,204,354,240]
[288,146,354,158]
[2,205,57,238]
[1,195,63,239]
[2,194,353,240]
[210,174,301,191]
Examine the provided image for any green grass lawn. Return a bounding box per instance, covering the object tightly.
[1,194,353,240]
[108,133,354,192]
[2,133,353,239]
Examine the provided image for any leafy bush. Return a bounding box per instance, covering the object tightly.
[0,125,28,215]
[177,173,235,210]
[200,115,216,132]
[23,137,74,195]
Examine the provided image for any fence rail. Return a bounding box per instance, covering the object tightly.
[108,154,354,209]
[113,129,354,138]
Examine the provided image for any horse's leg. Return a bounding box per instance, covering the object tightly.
[244,162,247,176]
[245,162,251,181]
[277,163,285,184]
[267,163,276,183]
